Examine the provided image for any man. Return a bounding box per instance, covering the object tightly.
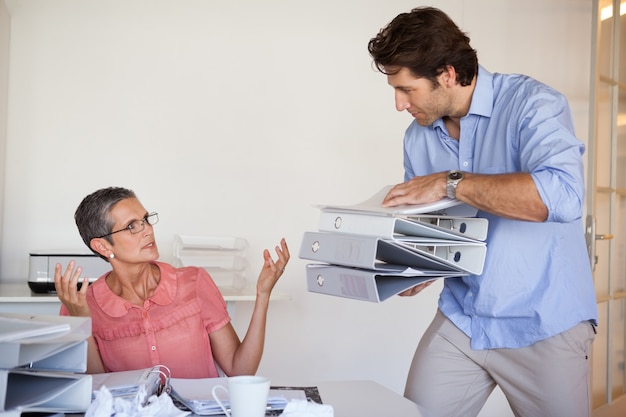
[368,7,597,417]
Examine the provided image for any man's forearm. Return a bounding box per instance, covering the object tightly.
[455,172,548,222]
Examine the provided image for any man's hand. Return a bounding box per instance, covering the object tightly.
[382,173,447,207]
[398,280,435,297]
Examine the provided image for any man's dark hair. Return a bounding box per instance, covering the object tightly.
[368,6,478,87]
[74,187,136,260]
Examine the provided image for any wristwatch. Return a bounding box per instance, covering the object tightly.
[446,170,465,199]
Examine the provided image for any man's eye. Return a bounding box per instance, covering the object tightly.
[127,222,137,230]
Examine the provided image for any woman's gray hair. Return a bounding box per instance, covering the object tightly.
[74,187,136,261]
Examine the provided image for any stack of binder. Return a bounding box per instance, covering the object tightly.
[299,186,489,303]
[173,235,249,291]
[0,313,92,416]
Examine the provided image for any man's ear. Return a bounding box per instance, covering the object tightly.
[90,238,111,259]
[441,65,457,87]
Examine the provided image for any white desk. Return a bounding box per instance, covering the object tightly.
[0,283,62,315]
[65,380,431,417]
[313,380,434,417]
[179,380,432,417]
[0,283,289,316]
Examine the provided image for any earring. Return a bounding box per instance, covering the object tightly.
[109,253,115,259]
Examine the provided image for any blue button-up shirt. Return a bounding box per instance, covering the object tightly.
[403,66,598,349]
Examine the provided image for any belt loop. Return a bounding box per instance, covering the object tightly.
[589,320,597,334]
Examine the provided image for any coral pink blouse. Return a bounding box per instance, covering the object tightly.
[61,262,230,378]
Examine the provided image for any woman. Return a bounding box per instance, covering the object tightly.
[54,186,290,378]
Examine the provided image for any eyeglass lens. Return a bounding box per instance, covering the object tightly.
[129,213,159,234]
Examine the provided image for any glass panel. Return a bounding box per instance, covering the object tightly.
[611,298,626,400]
[596,80,614,188]
[598,0,614,79]
[616,7,626,84]
[596,192,611,297]
[593,301,609,409]
[618,87,626,189]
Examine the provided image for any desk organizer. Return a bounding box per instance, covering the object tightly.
[173,235,249,290]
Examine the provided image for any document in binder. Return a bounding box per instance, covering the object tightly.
[316,185,475,216]
[91,367,164,401]
[306,264,457,303]
[299,231,486,275]
[0,314,90,372]
[0,370,92,413]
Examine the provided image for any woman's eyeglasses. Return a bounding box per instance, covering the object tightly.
[96,212,159,238]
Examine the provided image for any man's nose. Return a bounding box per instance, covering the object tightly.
[395,93,410,112]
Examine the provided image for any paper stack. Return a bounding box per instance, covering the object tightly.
[0,313,93,416]
[299,186,489,302]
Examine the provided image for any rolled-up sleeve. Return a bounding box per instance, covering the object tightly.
[517,90,586,223]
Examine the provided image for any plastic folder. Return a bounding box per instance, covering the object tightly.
[306,264,459,303]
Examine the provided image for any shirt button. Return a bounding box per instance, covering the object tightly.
[463,161,469,167]
[151,346,156,351]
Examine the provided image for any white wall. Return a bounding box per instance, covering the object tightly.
[0,1,592,416]
[0,0,8,257]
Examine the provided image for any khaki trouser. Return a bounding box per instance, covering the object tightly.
[405,309,595,417]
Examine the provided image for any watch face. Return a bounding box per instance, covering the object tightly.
[449,171,463,180]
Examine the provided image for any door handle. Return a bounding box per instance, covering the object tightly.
[586,216,612,271]
[595,234,614,240]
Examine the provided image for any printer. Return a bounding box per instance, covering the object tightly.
[28,251,112,294]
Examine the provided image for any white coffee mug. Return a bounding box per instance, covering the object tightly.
[211,375,270,417]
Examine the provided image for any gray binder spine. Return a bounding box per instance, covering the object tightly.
[299,232,382,270]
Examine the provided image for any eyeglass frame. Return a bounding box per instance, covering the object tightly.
[95,212,159,239]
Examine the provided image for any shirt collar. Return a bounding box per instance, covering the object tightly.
[433,65,493,131]
[92,261,177,317]
[469,65,494,118]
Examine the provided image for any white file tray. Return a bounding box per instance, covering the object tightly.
[0,314,90,371]
[173,235,250,289]
[174,254,248,271]
[173,235,248,258]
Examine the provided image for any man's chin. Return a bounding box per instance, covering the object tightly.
[414,118,434,127]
